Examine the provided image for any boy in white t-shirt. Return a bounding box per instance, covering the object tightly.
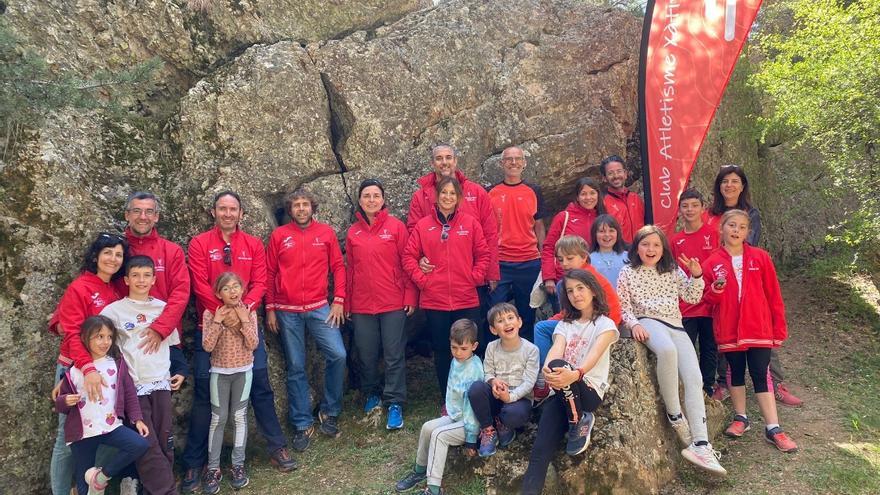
[101,255,178,494]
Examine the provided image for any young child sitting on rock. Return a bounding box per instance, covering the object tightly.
[520,269,618,494]
[468,303,539,457]
[395,319,483,495]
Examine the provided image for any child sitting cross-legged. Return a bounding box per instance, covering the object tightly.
[520,269,619,495]
[395,319,484,495]
[468,303,539,457]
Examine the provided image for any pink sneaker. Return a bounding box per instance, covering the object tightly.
[711,385,730,402]
[724,415,751,438]
[85,467,108,495]
[775,383,804,407]
[765,427,798,453]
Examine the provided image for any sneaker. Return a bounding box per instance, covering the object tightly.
[765,427,798,453]
[364,394,382,413]
[724,415,751,438]
[119,477,138,495]
[292,426,315,452]
[681,443,728,476]
[565,412,595,456]
[669,414,692,446]
[201,468,222,495]
[711,385,730,402]
[395,470,427,492]
[269,447,298,472]
[775,383,804,407]
[478,426,498,457]
[387,404,404,430]
[181,466,203,493]
[230,464,249,489]
[495,417,516,448]
[318,411,341,438]
[84,467,108,495]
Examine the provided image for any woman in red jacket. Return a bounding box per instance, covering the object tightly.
[346,179,417,430]
[541,178,606,306]
[49,232,129,495]
[403,176,491,396]
[702,210,797,453]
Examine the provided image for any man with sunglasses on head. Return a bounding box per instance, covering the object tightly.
[600,154,644,244]
[183,191,296,493]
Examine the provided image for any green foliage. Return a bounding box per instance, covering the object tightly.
[0,18,162,155]
[753,0,880,254]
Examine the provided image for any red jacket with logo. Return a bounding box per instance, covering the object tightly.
[603,188,645,244]
[345,210,417,315]
[266,220,346,313]
[670,224,719,318]
[540,202,598,282]
[113,228,190,339]
[403,208,491,311]
[406,170,499,282]
[49,272,121,374]
[701,245,787,352]
[188,226,267,319]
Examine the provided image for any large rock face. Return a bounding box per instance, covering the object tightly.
[446,339,727,494]
[0,0,641,492]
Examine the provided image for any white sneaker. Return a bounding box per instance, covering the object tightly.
[669,415,692,446]
[682,443,728,476]
[120,477,139,495]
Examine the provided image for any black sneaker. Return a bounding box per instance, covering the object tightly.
[269,447,298,472]
[395,470,427,492]
[181,466,203,493]
[201,467,222,495]
[566,412,595,456]
[230,464,249,489]
[318,411,341,438]
[292,426,315,452]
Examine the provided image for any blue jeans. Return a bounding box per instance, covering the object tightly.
[70,426,149,495]
[489,259,541,342]
[276,305,347,430]
[533,319,559,366]
[182,327,288,470]
[51,364,74,495]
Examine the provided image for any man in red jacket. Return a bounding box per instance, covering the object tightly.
[265,189,347,452]
[407,143,500,289]
[181,191,296,494]
[117,192,189,386]
[600,155,645,244]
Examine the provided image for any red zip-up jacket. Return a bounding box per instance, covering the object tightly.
[670,224,719,318]
[548,263,622,325]
[266,220,346,312]
[345,209,417,315]
[603,188,645,244]
[188,226,266,319]
[113,228,190,338]
[406,170,500,282]
[49,272,121,375]
[403,208,491,311]
[540,202,598,282]
[701,245,787,352]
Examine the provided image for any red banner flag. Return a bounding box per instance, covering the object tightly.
[639,0,763,233]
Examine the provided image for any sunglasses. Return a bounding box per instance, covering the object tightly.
[440,224,451,242]
[99,232,125,243]
[223,244,232,266]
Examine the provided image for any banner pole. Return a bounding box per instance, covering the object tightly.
[638,0,657,225]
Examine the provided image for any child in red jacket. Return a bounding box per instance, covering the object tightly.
[702,209,798,453]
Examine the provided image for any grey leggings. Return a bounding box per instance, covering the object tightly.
[209,370,253,469]
[639,318,708,444]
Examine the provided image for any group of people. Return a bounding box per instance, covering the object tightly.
[46,143,802,495]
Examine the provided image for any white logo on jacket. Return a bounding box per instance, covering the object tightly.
[456,225,470,236]
[379,228,394,241]
[703,236,713,249]
[748,259,760,271]
[312,237,325,247]
[237,249,252,261]
[712,263,728,279]
[209,248,222,262]
[465,191,477,202]
[91,292,106,308]
[281,236,295,250]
